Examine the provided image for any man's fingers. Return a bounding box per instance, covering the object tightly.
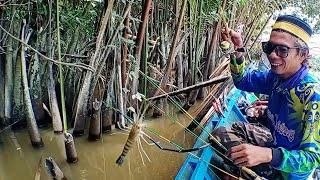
[229,144,246,153]
[221,32,229,41]
[230,151,246,160]
[233,157,248,165]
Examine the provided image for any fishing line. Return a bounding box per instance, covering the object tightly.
[137,71,264,179]
[139,70,227,148]
[148,103,233,164]
[112,107,240,179]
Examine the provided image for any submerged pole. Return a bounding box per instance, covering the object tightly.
[64,132,78,163]
[88,99,102,141]
[45,157,67,180]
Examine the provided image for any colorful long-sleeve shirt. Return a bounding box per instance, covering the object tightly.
[230,55,320,179]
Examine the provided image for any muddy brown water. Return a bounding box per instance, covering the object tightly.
[0,106,198,180]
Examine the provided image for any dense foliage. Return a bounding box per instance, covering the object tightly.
[0,0,319,136]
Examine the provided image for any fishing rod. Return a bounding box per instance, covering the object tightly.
[137,70,267,179]
[148,103,266,180]
[112,107,241,179]
[113,96,265,180]
[147,75,230,101]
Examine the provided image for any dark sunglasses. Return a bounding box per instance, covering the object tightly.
[262,41,300,58]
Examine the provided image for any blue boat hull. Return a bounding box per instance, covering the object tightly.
[176,88,257,180]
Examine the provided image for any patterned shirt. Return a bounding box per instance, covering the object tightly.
[230,55,320,179]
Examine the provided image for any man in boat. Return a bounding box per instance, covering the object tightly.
[212,15,320,179]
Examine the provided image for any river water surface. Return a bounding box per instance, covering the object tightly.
[0,105,197,180]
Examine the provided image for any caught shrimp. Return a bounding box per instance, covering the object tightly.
[116,122,142,165]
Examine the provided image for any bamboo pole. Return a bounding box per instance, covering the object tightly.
[202,0,226,83]
[73,0,115,136]
[55,0,79,163]
[115,50,126,128]
[148,75,230,101]
[131,0,153,97]
[89,3,132,116]
[12,34,25,129]
[46,0,62,134]
[29,52,47,127]
[121,2,131,87]
[4,5,15,122]
[45,157,67,179]
[187,79,232,131]
[56,0,67,132]
[249,13,273,50]
[0,52,4,123]
[154,0,187,96]
[88,69,105,139]
[102,57,116,133]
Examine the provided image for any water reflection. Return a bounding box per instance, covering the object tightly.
[0,105,197,180]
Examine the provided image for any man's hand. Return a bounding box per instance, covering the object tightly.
[228,144,272,167]
[221,28,244,58]
[221,28,244,49]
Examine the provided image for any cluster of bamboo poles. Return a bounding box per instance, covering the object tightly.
[0,0,287,166]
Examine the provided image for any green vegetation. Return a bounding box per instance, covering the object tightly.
[0,0,319,137]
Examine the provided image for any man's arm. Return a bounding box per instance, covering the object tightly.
[225,28,274,94]
[230,54,274,94]
[271,84,320,173]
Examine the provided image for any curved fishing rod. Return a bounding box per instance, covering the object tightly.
[112,107,241,179]
[148,103,266,180]
[113,90,264,180]
[139,70,265,179]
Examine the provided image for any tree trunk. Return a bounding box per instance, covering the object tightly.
[131,0,153,97]
[88,80,104,140]
[4,26,14,123]
[64,132,78,163]
[20,21,43,148]
[115,50,126,128]
[12,35,25,129]
[121,3,131,88]
[176,54,184,90]
[73,0,114,136]
[88,99,102,141]
[155,0,187,96]
[47,1,63,134]
[29,53,47,127]
[0,52,4,125]
[102,103,114,133]
[45,157,67,179]
[47,61,63,133]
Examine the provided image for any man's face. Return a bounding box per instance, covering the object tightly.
[266,31,305,79]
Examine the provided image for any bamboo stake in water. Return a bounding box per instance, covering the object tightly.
[56,0,78,163]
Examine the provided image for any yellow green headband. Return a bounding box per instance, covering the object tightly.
[272,15,313,44]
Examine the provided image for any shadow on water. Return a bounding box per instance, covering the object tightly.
[0,104,199,180]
